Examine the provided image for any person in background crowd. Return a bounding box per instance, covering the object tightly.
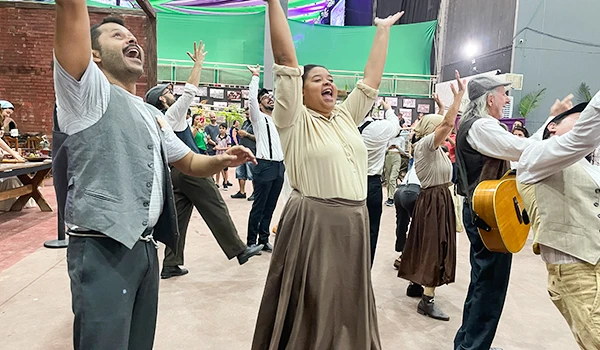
[232,106,257,200]
[411,112,424,128]
[0,137,26,211]
[205,111,220,156]
[0,100,17,134]
[509,126,532,169]
[512,119,524,131]
[186,108,193,126]
[444,129,457,182]
[144,42,263,279]
[384,122,410,207]
[393,164,420,273]
[215,122,232,190]
[359,100,401,265]
[53,11,256,349]
[251,1,402,348]
[512,125,529,138]
[191,114,207,154]
[517,96,600,350]
[245,64,285,253]
[397,71,465,322]
[230,119,241,146]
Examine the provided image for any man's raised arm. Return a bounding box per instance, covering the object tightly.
[55,0,92,80]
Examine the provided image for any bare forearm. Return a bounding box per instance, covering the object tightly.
[363,26,391,89]
[246,134,256,141]
[434,95,461,146]
[266,0,298,67]
[173,152,226,177]
[187,62,202,87]
[436,101,445,115]
[0,139,19,158]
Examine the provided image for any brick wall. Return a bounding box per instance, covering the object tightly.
[0,2,151,138]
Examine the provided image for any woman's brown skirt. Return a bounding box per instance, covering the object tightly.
[251,191,381,350]
[397,184,456,287]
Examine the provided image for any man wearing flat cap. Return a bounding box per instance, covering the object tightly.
[517,93,600,349]
[453,74,573,350]
[145,42,263,279]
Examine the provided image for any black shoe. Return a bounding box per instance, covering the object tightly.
[247,244,263,255]
[385,199,394,207]
[247,193,255,201]
[223,182,228,191]
[237,244,264,265]
[161,266,189,279]
[417,295,450,321]
[260,242,273,252]
[216,184,220,188]
[227,181,233,187]
[406,282,424,297]
[231,191,247,199]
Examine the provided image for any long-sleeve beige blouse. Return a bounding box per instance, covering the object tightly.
[272,64,378,200]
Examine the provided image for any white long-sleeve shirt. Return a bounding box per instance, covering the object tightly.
[359,109,401,176]
[249,75,284,161]
[517,91,600,264]
[466,115,535,161]
[165,83,197,132]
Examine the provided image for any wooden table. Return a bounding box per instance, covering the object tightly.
[0,160,52,212]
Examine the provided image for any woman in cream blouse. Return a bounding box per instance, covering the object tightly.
[251,1,402,349]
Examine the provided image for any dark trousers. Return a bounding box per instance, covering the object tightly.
[394,184,420,253]
[67,235,159,350]
[366,175,383,266]
[454,202,513,350]
[164,168,246,266]
[247,160,285,246]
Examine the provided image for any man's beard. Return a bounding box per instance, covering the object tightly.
[99,47,143,82]
[263,104,274,112]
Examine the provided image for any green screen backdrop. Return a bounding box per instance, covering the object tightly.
[289,20,436,75]
[157,12,436,75]
[157,12,266,66]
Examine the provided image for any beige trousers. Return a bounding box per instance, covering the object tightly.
[384,152,408,200]
[546,262,600,350]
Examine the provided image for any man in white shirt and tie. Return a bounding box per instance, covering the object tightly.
[359,100,401,266]
[245,64,285,252]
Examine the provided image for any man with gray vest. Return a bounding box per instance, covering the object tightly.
[454,75,573,350]
[53,8,255,349]
[145,42,263,279]
[517,94,600,349]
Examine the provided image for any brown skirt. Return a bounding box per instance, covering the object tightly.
[251,191,381,350]
[397,184,456,287]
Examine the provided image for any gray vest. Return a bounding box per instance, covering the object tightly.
[519,163,600,264]
[53,86,178,250]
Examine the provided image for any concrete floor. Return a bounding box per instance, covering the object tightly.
[0,177,579,350]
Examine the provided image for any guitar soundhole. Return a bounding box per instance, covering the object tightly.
[513,197,523,224]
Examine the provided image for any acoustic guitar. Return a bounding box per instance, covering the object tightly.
[472,170,530,253]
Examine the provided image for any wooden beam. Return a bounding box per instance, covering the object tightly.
[146,16,158,87]
[135,0,156,20]
[0,185,32,202]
